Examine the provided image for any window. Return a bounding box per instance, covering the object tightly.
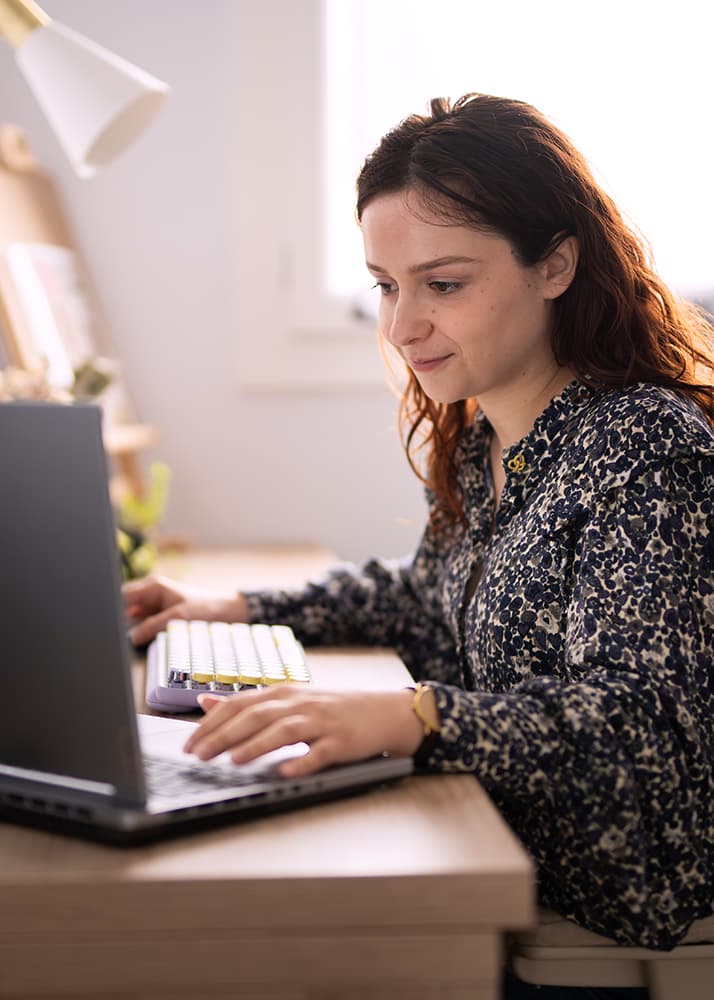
[234,0,714,389]
[233,0,380,389]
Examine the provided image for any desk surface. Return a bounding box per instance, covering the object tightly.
[0,546,534,1000]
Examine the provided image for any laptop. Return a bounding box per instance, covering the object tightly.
[0,401,412,844]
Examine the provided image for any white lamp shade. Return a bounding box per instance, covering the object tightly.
[15,20,169,177]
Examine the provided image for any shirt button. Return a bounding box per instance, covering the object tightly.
[507,453,527,473]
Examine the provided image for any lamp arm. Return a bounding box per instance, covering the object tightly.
[0,0,49,48]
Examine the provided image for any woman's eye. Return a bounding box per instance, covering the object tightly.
[429,280,462,294]
[372,281,396,296]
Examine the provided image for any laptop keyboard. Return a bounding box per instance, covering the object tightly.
[144,754,271,799]
[146,620,312,712]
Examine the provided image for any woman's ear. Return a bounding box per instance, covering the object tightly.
[541,235,579,299]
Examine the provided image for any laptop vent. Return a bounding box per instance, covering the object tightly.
[1,791,91,820]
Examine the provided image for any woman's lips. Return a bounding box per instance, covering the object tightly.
[407,354,453,373]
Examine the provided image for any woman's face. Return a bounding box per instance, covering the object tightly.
[360,190,568,407]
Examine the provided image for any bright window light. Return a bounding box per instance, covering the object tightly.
[324,0,713,303]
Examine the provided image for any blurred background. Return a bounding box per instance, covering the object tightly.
[0,0,711,564]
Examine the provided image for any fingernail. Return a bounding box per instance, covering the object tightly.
[190,741,210,760]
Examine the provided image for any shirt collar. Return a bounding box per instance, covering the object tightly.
[463,379,594,515]
[502,380,592,477]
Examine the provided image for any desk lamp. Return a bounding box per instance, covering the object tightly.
[0,0,169,176]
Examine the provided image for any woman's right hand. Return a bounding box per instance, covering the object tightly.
[122,575,249,646]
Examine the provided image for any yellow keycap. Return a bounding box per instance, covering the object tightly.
[239,668,263,686]
[286,667,311,683]
[215,668,240,686]
[191,671,214,685]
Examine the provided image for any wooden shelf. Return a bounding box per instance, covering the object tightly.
[0,125,157,500]
[104,422,158,456]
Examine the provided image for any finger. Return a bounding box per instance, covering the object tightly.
[128,606,180,646]
[121,577,158,609]
[279,737,336,778]
[183,688,264,752]
[188,699,295,760]
[196,693,226,713]
[121,578,148,597]
[125,601,148,623]
[227,713,313,764]
[188,700,309,761]
[184,685,302,752]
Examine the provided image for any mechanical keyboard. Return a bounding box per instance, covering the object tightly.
[145,620,311,713]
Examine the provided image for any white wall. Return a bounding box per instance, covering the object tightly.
[0,0,426,563]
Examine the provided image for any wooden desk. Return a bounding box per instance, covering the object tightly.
[0,547,534,1000]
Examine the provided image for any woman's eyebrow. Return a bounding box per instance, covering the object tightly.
[366,255,481,274]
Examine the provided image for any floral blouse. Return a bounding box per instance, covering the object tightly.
[244,381,714,950]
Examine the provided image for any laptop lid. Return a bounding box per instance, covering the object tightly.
[0,402,412,843]
[0,401,146,804]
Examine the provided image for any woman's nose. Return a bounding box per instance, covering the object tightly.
[383,296,431,347]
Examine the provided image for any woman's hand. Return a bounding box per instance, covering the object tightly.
[123,575,249,645]
[183,686,429,777]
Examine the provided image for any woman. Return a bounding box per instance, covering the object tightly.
[125,95,714,994]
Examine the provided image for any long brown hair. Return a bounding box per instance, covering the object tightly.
[356,93,714,524]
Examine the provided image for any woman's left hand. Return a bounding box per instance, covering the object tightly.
[182,686,426,777]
